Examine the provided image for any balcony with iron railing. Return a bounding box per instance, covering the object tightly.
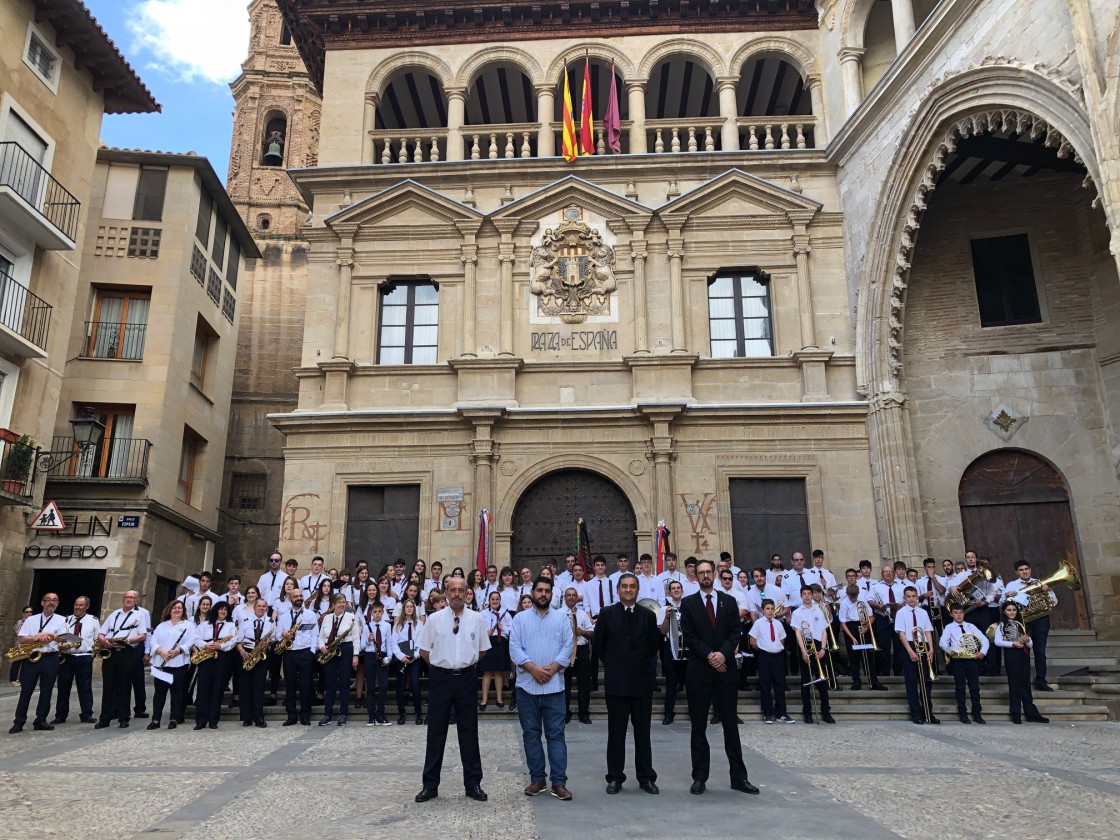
[44,436,151,484]
[0,267,52,357]
[0,436,38,505]
[81,320,147,360]
[0,141,80,249]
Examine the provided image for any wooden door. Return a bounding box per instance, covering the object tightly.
[729,478,811,569]
[345,485,421,570]
[959,450,1088,629]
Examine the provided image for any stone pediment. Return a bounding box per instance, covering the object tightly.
[325,180,483,231]
[489,176,652,224]
[658,169,822,221]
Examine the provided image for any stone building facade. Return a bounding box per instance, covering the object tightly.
[222,0,1120,638]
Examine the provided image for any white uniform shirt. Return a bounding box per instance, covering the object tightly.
[317,611,359,648]
[482,608,513,640]
[150,620,195,668]
[993,623,1032,649]
[813,566,838,594]
[765,569,786,592]
[582,576,617,617]
[748,617,787,654]
[20,612,67,653]
[192,620,237,652]
[939,620,990,657]
[235,616,275,649]
[299,572,329,599]
[497,587,520,616]
[233,601,264,626]
[871,580,907,613]
[359,613,393,656]
[554,570,574,592]
[790,604,829,646]
[893,605,934,636]
[718,583,749,615]
[781,568,821,608]
[275,607,318,652]
[65,613,100,655]
[214,589,245,611]
[183,590,216,620]
[566,607,593,647]
[98,608,145,649]
[256,570,288,606]
[1003,577,1058,609]
[636,574,663,604]
[391,620,421,661]
[417,606,490,670]
[837,597,871,624]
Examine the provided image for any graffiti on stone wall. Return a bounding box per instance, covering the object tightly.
[679,492,717,555]
[437,501,467,532]
[282,493,327,553]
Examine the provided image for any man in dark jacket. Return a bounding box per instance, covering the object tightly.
[594,572,660,794]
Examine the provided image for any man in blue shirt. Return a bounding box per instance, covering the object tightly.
[510,576,574,801]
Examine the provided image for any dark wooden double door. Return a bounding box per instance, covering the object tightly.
[959,450,1088,629]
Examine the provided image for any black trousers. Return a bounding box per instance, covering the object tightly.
[659,640,686,717]
[755,650,787,718]
[979,607,1001,674]
[152,665,188,723]
[396,661,422,716]
[902,652,934,719]
[55,654,94,720]
[798,654,831,717]
[686,674,748,784]
[1005,647,1041,718]
[283,648,315,722]
[240,660,268,724]
[322,643,353,717]
[131,647,147,713]
[364,656,389,720]
[949,658,982,716]
[194,655,229,727]
[844,622,881,686]
[267,647,283,696]
[14,654,60,726]
[564,646,592,718]
[100,647,140,724]
[605,693,656,784]
[1028,616,1050,684]
[422,667,483,790]
[876,614,902,675]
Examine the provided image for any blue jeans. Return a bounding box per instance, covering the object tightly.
[516,687,567,785]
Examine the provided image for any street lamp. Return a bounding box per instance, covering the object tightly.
[35,407,106,473]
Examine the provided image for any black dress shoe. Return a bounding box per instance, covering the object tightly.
[194,724,206,730]
[465,786,488,802]
[689,780,705,795]
[168,721,177,730]
[639,781,659,795]
[79,716,95,723]
[49,717,65,725]
[283,718,298,726]
[605,780,622,794]
[1011,716,1022,724]
[33,721,54,731]
[146,721,160,731]
[1025,714,1050,723]
[398,715,407,725]
[731,779,760,795]
[134,711,149,719]
[928,716,941,725]
[662,715,673,725]
[959,714,971,724]
[415,787,438,803]
[871,684,888,691]
[209,723,219,730]
[972,715,986,725]
[94,721,110,729]
[912,717,925,725]
[821,713,835,724]
[578,716,592,724]
[242,721,253,727]
[1035,682,1054,692]
[118,721,129,728]
[254,721,267,728]
[8,725,22,734]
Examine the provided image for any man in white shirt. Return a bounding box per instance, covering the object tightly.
[895,587,939,725]
[554,554,576,592]
[299,556,329,599]
[680,558,701,597]
[717,551,742,577]
[583,556,617,620]
[256,551,287,608]
[422,562,444,597]
[10,592,68,733]
[183,571,214,619]
[95,590,148,729]
[837,582,885,691]
[938,604,988,724]
[790,587,835,724]
[811,550,838,600]
[608,553,632,586]
[215,575,244,611]
[517,566,535,598]
[562,586,594,725]
[52,595,99,725]
[635,554,663,604]
[655,552,683,593]
[870,565,907,677]
[718,569,749,620]
[764,554,785,592]
[276,589,319,726]
[1003,559,1058,692]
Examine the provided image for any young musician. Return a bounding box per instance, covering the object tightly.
[838,583,885,691]
[147,600,194,731]
[895,587,939,725]
[235,598,274,728]
[938,605,988,724]
[318,594,358,726]
[479,591,512,710]
[791,587,835,725]
[1003,560,1058,692]
[361,601,392,726]
[393,599,423,725]
[748,600,793,724]
[993,601,1049,724]
[658,581,687,725]
[192,601,237,730]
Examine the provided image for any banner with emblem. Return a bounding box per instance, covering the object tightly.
[476,507,491,575]
[655,520,672,575]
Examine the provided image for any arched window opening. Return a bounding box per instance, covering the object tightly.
[552,59,629,154]
[261,115,287,166]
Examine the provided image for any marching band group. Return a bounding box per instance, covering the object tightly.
[8,546,1069,739]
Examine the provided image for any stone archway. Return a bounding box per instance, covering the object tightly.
[959,450,1089,630]
[510,469,637,571]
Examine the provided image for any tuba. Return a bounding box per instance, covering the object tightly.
[665,602,687,660]
[1015,561,1081,623]
[946,562,993,614]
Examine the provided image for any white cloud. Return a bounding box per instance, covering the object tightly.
[128,0,249,85]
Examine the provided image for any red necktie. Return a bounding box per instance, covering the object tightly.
[888,587,896,604]
[769,619,775,642]
[375,625,382,650]
[328,615,341,643]
[912,609,917,630]
[706,594,716,627]
[213,623,220,641]
[74,618,81,636]
[254,620,262,642]
[493,611,502,638]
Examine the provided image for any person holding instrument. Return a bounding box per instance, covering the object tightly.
[839,582,885,691]
[938,604,987,724]
[895,586,939,725]
[747,600,793,724]
[993,601,1049,724]
[9,592,66,734]
[791,586,835,724]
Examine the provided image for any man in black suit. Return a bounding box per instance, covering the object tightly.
[679,559,759,796]
[593,573,661,795]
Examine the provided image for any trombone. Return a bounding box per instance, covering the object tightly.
[911,626,935,724]
[820,601,840,652]
[801,621,837,690]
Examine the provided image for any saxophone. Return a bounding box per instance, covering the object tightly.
[317,630,347,665]
[242,628,274,671]
[190,634,236,664]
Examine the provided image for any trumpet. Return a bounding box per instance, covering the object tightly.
[190,634,236,664]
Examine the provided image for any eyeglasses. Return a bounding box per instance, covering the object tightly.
[453,613,460,635]
[269,558,281,563]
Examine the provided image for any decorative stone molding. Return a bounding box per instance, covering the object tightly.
[365,51,455,96]
[528,208,618,323]
[984,404,1029,442]
[636,38,725,80]
[545,44,637,85]
[455,46,544,88]
[728,35,820,79]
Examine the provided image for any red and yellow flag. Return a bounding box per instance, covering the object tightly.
[561,64,578,163]
[579,55,595,155]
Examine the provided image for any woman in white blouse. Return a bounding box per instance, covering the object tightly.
[392,599,423,725]
[192,601,237,730]
[147,600,194,730]
[318,594,358,726]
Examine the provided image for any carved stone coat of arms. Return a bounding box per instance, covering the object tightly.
[529,208,617,324]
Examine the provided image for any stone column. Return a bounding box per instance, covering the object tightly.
[716,77,740,152]
[867,390,927,565]
[362,93,379,164]
[667,236,687,353]
[630,239,650,353]
[332,247,354,359]
[460,243,478,357]
[446,87,467,162]
[805,76,826,145]
[891,0,917,52]
[536,86,555,157]
[498,245,516,356]
[838,49,865,117]
[640,406,683,532]
[627,81,647,154]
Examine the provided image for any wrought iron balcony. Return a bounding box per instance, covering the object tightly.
[0,268,51,356]
[82,320,147,360]
[0,141,80,249]
[44,435,151,483]
[0,436,38,503]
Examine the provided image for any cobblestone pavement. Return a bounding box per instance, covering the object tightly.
[0,715,1116,839]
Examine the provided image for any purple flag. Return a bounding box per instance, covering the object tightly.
[605,59,621,154]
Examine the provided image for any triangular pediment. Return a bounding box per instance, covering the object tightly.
[658,169,822,219]
[325,180,483,230]
[489,176,652,223]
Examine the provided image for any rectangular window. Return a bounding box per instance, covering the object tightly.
[131,166,167,221]
[195,189,212,246]
[26,34,56,80]
[970,234,1042,327]
[211,215,227,266]
[177,429,203,505]
[708,270,773,358]
[207,267,222,303]
[67,406,140,479]
[85,289,150,359]
[127,226,161,259]
[728,479,811,569]
[221,288,236,323]
[229,472,267,510]
[191,317,217,391]
[190,245,207,283]
[226,240,240,290]
[377,279,439,365]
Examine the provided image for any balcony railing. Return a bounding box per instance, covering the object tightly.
[0,141,80,242]
[0,268,51,352]
[0,437,37,501]
[46,435,151,482]
[82,320,146,360]
[736,116,817,151]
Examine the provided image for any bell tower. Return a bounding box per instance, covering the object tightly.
[219,0,320,577]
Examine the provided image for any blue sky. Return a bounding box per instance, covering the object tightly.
[85,0,251,183]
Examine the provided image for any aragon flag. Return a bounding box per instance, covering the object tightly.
[562,63,578,163]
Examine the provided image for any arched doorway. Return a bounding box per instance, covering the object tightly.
[958,450,1089,629]
[510,469,637,571]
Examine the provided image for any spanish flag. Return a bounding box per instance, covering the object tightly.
[579,55,595,155]
[561,64,578,163]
